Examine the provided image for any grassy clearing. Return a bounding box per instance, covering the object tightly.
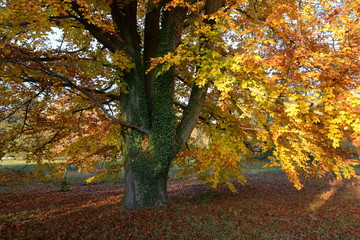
[0,159,36,172]
[0,161,359,239]
[1,158,281,188]
[0,159,109,187]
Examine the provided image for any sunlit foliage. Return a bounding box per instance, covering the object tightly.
[0,0,359,199]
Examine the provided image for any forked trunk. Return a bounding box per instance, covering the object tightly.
[119,1,221,209]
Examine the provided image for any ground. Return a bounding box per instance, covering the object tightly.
[0,164,359,239]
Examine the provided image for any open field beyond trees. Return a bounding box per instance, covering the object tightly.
[1,163,359,240]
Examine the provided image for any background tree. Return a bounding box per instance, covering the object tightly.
[0,0,359,209]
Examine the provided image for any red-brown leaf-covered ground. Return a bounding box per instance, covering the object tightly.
[1,170,359,239]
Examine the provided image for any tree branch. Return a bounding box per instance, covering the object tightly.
[68,1,124,53]
[176,83,209,150]
[0,89,45,122]
[35,124,66,154]
[110,0,141,56]
[4,59,149,134]
[143,3,161,117]
[175,0,223,152]
[40,66,150,134]
[2,59,122,103]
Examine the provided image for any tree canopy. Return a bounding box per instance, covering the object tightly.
[0,0,359,208]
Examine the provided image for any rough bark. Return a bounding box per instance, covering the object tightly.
[122,129,169,209]
[124,168,168,209]
[122,5,187,209]
[119,0,223,209]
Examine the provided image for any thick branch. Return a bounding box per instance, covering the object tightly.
[176,83,209,150]
[175,0,223,151]
[110,0,141,56]
[69,2,123,53]
[143,4,161,116]
[81,87,121,102]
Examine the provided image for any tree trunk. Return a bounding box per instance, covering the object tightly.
[123,162,169,209]
[121,128,172,209]
[121,6,185,209]
[120,55,175,208]
[120,0,222,209]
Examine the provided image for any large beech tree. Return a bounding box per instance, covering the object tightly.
[0,0,359,209]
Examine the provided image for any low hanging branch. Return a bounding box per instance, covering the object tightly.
[1,58,150,134]
[40,67,150,135]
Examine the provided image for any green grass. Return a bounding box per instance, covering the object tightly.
[241,161,282,174]
[0,159,36,172]
[63,171,98,185]
[0,159,100,186]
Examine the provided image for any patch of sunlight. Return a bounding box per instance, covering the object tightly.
[308,179,343,212]
[40,195,123,220]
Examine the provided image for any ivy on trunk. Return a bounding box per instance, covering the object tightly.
[108,0,223,209]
